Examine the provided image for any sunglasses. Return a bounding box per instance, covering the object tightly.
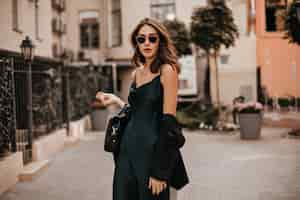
[136,35,159,44]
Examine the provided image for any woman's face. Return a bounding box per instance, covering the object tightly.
[136,24,160,61]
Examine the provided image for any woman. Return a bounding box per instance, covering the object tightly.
[96,18,188,200]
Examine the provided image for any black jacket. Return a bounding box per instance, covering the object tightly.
[150,114,189,190]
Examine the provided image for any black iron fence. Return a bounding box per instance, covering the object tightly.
[0,58,16,157]
[0,50,108,164]
[63,65,108,126]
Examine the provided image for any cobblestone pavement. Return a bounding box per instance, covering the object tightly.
[1,127,300,200]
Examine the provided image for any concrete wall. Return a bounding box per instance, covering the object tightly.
[256,0,300,97]
[217,0,257,105]
[0,0,53,57]
[219,68,257,105]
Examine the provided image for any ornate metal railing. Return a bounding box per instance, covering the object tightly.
[0,49,108,163]
[0,57,16,157]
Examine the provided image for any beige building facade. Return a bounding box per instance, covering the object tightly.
[64,0,108,64]
[0,0,258,104]
[52,0,68,59]
[0,0,53,57]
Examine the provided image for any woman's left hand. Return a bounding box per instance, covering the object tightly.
[148,177,167,195]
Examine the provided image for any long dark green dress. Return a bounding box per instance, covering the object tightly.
[113,74,169,200]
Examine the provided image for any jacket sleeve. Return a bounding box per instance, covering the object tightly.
[150,114,185,181]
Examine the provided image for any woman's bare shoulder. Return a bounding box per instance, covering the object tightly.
[130,67,142,81]
[160,64,178,82]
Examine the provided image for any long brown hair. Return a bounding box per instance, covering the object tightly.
[130,18,180,73]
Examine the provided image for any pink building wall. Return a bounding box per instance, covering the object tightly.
[256,0,300,97]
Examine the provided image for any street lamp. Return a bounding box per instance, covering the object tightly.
[20,36,35,62]
[20,36,35,161]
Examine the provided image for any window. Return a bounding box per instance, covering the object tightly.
[79,11,100,49]
[111,0,122,46]
[265,0,288,32]
[220,55,229,64]
[12,0,21,32]
[150,0,176,22]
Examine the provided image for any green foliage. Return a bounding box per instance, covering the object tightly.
[32,70,63,134]
[190,1,239,52]
[238,107,262,114]
[176,110,200,129]
[284,1,300,45]
[278,98,290,107]
[163,19,191,57]
[190,1,239,104]
[289,97,300,107]
[69,69,89,121]
[68,66,102,121]
[176,102,219,129]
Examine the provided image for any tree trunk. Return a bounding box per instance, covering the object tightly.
[209,51,218,105]
[205,51,211,103]
[213,50,220,106]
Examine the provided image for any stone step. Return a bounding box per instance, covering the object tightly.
[64,136,80,148]
[79,132,103,141]
[18,160,50,182]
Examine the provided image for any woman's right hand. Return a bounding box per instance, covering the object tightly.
[95,91,117,106]
[148,177,167,196]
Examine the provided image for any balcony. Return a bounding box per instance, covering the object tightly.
[51,0,65,12]
[52,18,66,35]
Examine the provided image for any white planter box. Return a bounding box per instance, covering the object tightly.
[32,128,67,161]
[0,152,23,195]
[69,117,86,138]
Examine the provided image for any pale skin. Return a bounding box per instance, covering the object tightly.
[96,24,178,196]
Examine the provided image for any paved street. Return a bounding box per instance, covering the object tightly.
[1,128,300,200]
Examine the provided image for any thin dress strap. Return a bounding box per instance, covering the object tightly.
[131,69,137,87]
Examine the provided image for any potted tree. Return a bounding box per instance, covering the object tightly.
[234,101,264,139]
[284,0,300,45]
[162,19,192,57]
[190,0,239,105]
